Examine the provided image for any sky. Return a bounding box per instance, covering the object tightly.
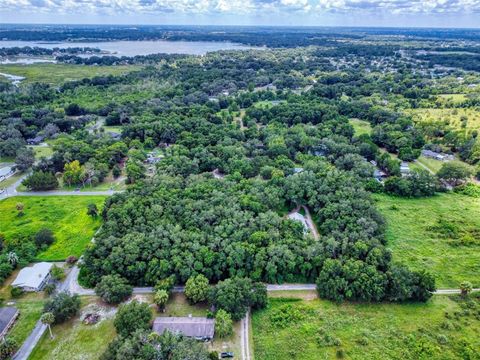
[0,0,479,28]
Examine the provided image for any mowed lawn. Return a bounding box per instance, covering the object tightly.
[374,193,480,288]
[0,196,105,260]
[253,295,480,360]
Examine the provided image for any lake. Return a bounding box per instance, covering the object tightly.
[0,40,261,57]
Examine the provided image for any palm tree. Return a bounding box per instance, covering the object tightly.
[7,252,18,266]
[41,312,55,339]
[460,281,473,297]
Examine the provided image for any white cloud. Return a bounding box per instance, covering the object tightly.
[1,0,479,16]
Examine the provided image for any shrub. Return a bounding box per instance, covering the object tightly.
[10,287,23,298]
[34,228,55,249]
[51,265,65,281]
[95,274,132,304]
[44,283,56,296]
[114,301,152,337]
[0,337,17,360]
[185,274,209,304]
[43,292,80,324]
[214,309,233,338]
[65,256,78,266]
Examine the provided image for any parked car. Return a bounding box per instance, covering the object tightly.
[220,352,234,359]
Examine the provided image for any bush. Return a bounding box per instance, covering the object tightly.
[34,228,55,249]
[43,292,80,324]
[51,265,65,281]
[95,274,132,304]
[65,256,78,266]
[22,171,58,191]
[44,283,56,295]
[0,337,17,360]
[454,183,480,198]
[185,274,209,304]
[215,309,233,338]
[10,286,24,298]
[114,301,152,338]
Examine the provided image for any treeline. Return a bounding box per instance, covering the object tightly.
[0,46,101,57]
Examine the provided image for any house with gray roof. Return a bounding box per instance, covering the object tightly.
[153,317,215,341]
[0,307,19,338]
[11,262,53,292]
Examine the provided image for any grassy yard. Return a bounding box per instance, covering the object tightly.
[416,156,446,174]
[0,63,140,85]
[374,193,480,288]
[252,294,480,360]
[29,297,116,360]
[349,118,372,136]
[0,271,46,349]
[0,196,105,260]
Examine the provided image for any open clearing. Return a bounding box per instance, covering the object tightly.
[0,196,105,261]
[349,118,372,136]
[375,193,480,288]
[407,107,480,132]
[0,63,140,85]
[252,294,480,360]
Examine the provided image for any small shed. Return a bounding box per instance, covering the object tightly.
[0,307,19,338]
[153,317,215,341]
[11,262,53,292]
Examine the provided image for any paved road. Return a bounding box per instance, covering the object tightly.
[1,172,122,200]
[241,310,251,360]
[13,267,76,360]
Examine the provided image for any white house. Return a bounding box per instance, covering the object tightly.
[11,262,53,292]
[288,212,309,233]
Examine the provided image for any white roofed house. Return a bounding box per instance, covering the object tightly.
[11,262,53,292]
[287,212,309,234]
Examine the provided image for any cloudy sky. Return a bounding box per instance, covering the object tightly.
[0,0,479,27]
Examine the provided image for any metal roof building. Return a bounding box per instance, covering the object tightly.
[153,317,215,341]
[0,307,19,338]
[11,262,53,292]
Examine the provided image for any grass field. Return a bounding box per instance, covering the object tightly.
[0,196,105,260]
[28,145,53,160]
[252,294,480,360]
[29,297,116,360]
[416,156,446,174]
[375,193,480,288]
[0,64,140,85]
[408,108,480,132]
[349,118,372,136]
